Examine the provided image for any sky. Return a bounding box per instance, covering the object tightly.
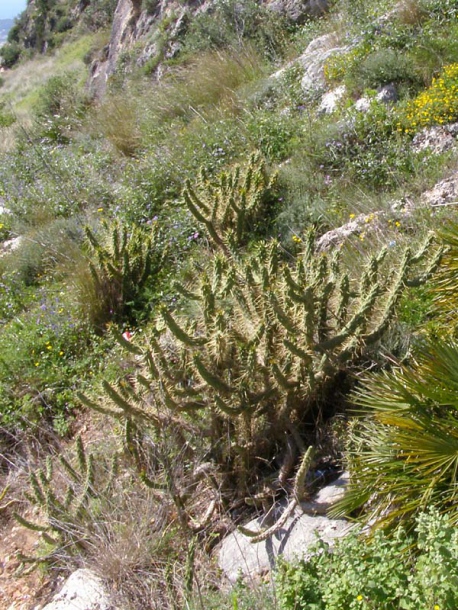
[0,0,27,20]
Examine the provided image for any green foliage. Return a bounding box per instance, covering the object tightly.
[347,48,419,93]
[0,42,21,68]
[0,285,113,432]
[0,102,15,127]
[182,0,291,60]
[331,339,458,529]
[33,72,89,144]
[311,101,422,189]
[276,509,458,610]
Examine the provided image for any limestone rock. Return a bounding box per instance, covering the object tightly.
[218,507,352,582]
[41,569,116,610]
[421,171,458,208]
[318,85,346,114]
[412,123,458,155]
[301,472,349,514]
[298,34,350,95]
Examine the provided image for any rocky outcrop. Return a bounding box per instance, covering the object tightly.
[89,0,331,96]
[89,0,155,96]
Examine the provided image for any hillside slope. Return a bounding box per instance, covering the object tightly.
[1,0,458,608]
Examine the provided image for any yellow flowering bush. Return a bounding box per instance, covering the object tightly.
[400,63,458,133]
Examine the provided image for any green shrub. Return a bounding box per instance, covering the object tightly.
[399,63,458,134]
[347,48,419,93]
[277,510,458,610]
[0,42,21,68]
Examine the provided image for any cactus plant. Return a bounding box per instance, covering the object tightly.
[14,436,118,568]
[80,154,441,504]
[182,151,277,252]
[83,219,165,326]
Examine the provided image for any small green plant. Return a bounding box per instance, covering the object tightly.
[14,436,118,568]
[0,41,21,68]
[276,509,458,610]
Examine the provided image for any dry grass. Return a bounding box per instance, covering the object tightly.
[152,44,267,122]
[92,96,142,157]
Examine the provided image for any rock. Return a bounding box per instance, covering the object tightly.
[318,85,346,114]
[316,211,384,251]
[421,171,458,208]
[354,96,371,112]
[41,569,116,610]
[376,83,398,104]
[301,472,349,514]
[267,0,329,23]
[1,235,22,256]
[298,34,350,95]
[412,123,458,155]
[218,507,352,582]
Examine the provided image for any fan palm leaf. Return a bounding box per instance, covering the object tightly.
[331,338,458,529]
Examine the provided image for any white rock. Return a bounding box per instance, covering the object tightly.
[299,35,349,95]
[41,569,116,610]
[318,85,346,114]
[301,472,349,514]
[1,235,22,255]
[354,96,371,112]
[218,506,352,582]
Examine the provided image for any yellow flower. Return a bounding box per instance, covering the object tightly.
[59,351,64,356]
[349,213,356,219]
[292,235,302,244]
[97,207,104,213]
[46,345,52,350]
[395,221,401,228]
[357,595,363,602]
[434,605,440,610]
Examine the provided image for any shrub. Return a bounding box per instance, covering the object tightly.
[0,42,21,68]
[81,218,166,328]
[81,155,440,505]
[400,63,458,133]
[277,510,458,610]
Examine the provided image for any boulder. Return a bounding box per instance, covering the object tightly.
[301,472,349,515]
[218,473,352,581]
[41,569,116,610]
[298,34,350,95]
[218,507,352,582]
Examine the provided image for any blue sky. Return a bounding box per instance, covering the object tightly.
[0,0,27,20]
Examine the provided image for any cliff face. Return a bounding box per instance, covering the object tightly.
[2,0,328,90]
[88,0,328,95]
